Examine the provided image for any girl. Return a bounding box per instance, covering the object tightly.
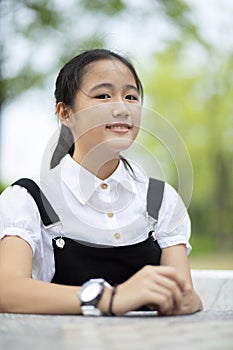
[0,49,202,316]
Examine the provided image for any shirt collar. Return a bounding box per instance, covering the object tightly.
[107,159,138,194]
[61,155,138,205]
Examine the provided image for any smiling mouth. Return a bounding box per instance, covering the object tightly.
[106,123,132,130]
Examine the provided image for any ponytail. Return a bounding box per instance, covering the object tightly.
[50,125,74,169]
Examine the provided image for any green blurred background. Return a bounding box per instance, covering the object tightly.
[0,0,232,268]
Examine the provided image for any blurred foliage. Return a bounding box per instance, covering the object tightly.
[82,0,126,15]
[0,0,232,253]
[145,44,233,251]
[0,0,205,103]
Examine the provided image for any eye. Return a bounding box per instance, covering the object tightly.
[125,95,139,101]
[95,94,110,99]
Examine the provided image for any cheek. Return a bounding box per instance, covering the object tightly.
[72,107,110,139]
[131,104,142,127]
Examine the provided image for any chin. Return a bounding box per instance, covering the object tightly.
[107,138,134,153]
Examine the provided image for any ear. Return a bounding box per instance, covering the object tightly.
[56,102,72,126]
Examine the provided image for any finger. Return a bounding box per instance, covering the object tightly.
[147,282,177,314]
[156,266,186,292]
[147,291,174,314]
[171,304,192,316]
[150,274,183,308]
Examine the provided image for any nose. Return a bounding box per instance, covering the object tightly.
[112,102,130,118]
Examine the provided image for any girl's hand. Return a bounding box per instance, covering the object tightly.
[104,265,187,315]
[166,285,203,315]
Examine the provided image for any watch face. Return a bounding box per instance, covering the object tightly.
[81,283,102,303]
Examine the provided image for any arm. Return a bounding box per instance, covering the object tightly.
[160,244,203,315]
[0,236,186,316]
[0,186,86,314]
[106,245,203,316]
[0,236,82,314]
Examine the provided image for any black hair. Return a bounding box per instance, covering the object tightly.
[50,48,144,170]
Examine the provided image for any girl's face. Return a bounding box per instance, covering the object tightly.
[65,58,142,158]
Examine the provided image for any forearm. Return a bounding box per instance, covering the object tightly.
[160,244,193,286]
[160,245,203,314]
[0,236,82,314]
[0,275,81,314]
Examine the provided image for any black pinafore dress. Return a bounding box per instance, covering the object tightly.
[12,178,164,286]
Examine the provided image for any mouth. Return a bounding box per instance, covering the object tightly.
[106,123,132,130]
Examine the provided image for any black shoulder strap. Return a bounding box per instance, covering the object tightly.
[147,178,165,221]
[12,177,164,226]
[11,178,60,227]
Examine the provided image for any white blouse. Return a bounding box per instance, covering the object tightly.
[0,155,191,282]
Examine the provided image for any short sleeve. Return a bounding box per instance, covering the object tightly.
[155,183,192,255]
[0,185,42,256]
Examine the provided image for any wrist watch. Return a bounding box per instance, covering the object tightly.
[78,278,111,316]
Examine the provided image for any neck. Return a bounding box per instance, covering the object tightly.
[72,146,120,180]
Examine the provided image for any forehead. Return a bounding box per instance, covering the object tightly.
[81,59,136,87]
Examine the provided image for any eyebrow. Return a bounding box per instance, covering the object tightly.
[90,83,139,93]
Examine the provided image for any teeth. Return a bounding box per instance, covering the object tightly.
[111,126,128,129]
[107,124,131,129]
